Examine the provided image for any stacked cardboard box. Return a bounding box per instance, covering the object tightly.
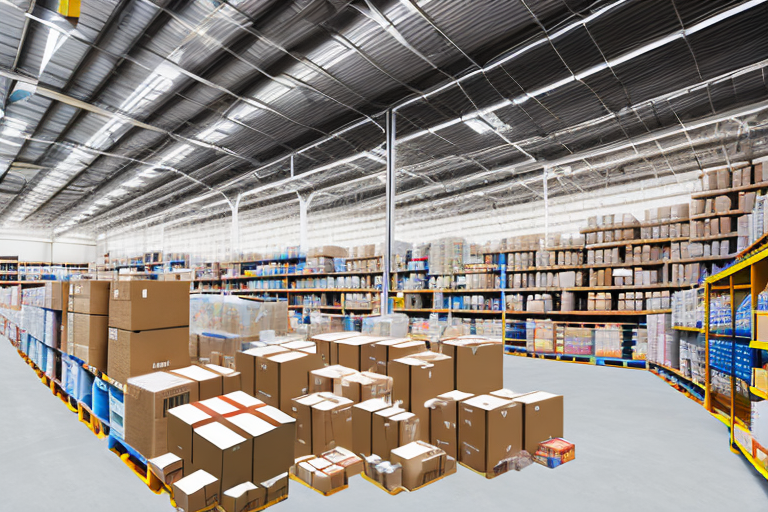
[68,281,110,370]
[290,392,354,457]
[308,365,393,403]
[440,337,503,394]
[293,447,363,493]
[107,281,191,385]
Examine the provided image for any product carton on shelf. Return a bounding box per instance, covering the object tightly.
[191,295,287,338]
[390,441,448,491]
[109,281,190,331]
[458,395,523,476]
[425,390,474,460]
[235,345,289,397]
[173,470,219,512]
[441,337,503,394]
[513,391,564,454]
[352,398,391,456]
[255,351,323,413]
[69,280,111,315]
[221,482,266,512]
[125,371,199,459]
[148,453,184,486]
[68,312,109,370]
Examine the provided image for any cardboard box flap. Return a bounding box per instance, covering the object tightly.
[513,391,560,403]
[462,395,515,411]
[391,441,433,460]
[312,398,353,411]
[199,397,239,415]
[375,406,406,419]
[206,364,236,375]
[311,332,360,342]
[243,346,288,357]
[257,405,295,425]
[267,351,307,363]
[227,413,276,437]
[194,422,247,450]
[149,452,182,470]
[222,391,263,408]
[354,398,390,412]
[489,389,524,399]
[308,458,332,470]
[295,394,327,407]
[169,403,212,425]
[437,390,474,401]
[171,365,219,382]
[374,338,412,347]
[175,470,218,495]
[410,351,452,363]
[282,341,315,350]
[224,482,258,498]
[126,371,193,395]
[260,472,289,487]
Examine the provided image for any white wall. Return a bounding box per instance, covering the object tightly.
[0,229,97,263]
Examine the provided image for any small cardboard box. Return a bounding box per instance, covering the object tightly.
[167,403,213,469]
[148,453,184,486]
[69,281,111,315]
[256,351,323,413]
[192,422,252,496]
[513,391,564,454]
[459,395,523,475]
[205,364,241,394]
[173,470,219,512]
[372,407,420,459]
[125,372,198,459]
[310,331,361,366]
[44,281,65,311]
[426,390,474,460]
[352,398,390,457]
[170,365,224,401]
[291,394,327,457]
[109,281,190,331]
[235,346,289,397]
[221,482,266,512]
[308,365,357,395]
[69,312,109,371]
[441,338,503,395]
[390,441,447,491]
[371,338,424,375]
[341,371,393,403]
[108,326,190,385]
[322,447,364,478]
[260,473,289,503]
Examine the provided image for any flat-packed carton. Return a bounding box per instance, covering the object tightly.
[256,351,322,412]
[291,394,327,457]
[336,336,388,371]
[125,371,198,459]
[69,281,111,315]
[167,403,213,469]
[459,395,523,475]
[205,364,241,394]
[170,365,224,401]
[109,281,190,331]
[388,352,454,437]
[390,441,447,490]
[441,338,503,394]
[148,453,184,486]
[372,406,420,459]
[235,346,289,397]
[513,391,564,454]
[260,472,289,503]
[310,332,361,366]
[173,470,219,512]
[372,338,425,374]
[426,390,474,460]
[311,394,354,455]
[108,326,190,385]
[69,312,109,370]
[352,398,390,456]
[221,482,266,512]
[192,422,252,496]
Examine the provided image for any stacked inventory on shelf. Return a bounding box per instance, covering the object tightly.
[0,257,19,282]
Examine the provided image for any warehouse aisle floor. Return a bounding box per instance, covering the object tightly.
[2,338,768,512]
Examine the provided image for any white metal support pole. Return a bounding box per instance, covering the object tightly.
[298,192,315,253]
[543,167,549,245]
[383,109,396,315]
[230,195,241,261]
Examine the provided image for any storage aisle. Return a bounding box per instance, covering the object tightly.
[2,338,766,512]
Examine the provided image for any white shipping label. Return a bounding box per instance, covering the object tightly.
[108,328,118,341]
[142,289,147,299]
[114,290,119,299]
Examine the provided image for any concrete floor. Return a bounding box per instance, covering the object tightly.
[2,338,767,512]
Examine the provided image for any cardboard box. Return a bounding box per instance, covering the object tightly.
[235,346,289,397]
[69,312,109,371]
[322,447,364,478]
[69,281,111,316]
[371,338,424,375]
[372,406,420,459]
[352,399,390,456]
[513,391,564,454]
[291,394,327,457]
[311,395,354,455]
[170,365,224,401]
[459,395,523,475]
[173,470,219,512]
[389,352,454,437]
[125,372,198,459]
[109,281,190,331]
[167,403,213,469]
[308,365,357,395]
[341,372,393,403]
[43,282,65,311]
[310,331,361,366]
[226,409,293,486]
[756,316,768,342]
[441,338,503,394]
[221,482,266,512]
[192,422,252,495]
[390,441,447,491]
[205,364,241,394]
[256,351,322,413]
[336,336,388,371]
[148,453,184,486]
[426,390,474,460]
[108,326,190,385]
[260,473,289,503]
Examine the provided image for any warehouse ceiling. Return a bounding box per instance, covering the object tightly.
[1,0,768,238]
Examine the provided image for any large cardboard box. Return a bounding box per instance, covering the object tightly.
[69,312,109,371]
[388,352,454,438]
[291,394,327,458]
[170,366,224,401]
[69,281,111,315]
[441,338,503,394]
[192,422,252,496]
[513,391,564,454]
[125,372,198,459]
[336,336,388,371]
[235,346,289,397]
[311,395,354,455]
[372,338,425,374]
[458,395,523,475]
[205,364,241,394]
[352,398,390,457]
[222,482,266,512]
[228,406,296,485]
[310,332,361,366]
[372,407,420,459]
[173,470,219,512]
[108,327,190,385]
[390,441,447,491]
[256,351,322,413]
[109,281,190,331]
[426,390,474,460]
[167,403,213,469]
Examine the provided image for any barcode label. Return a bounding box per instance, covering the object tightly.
[163,393,190,417]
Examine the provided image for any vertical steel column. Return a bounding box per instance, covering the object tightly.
[230,195,241,261]
[383,109,396,315]
[543,167,549,244]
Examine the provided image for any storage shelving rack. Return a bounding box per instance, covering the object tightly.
[0,257,19,282]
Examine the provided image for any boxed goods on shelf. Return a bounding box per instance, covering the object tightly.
[190,295,288,338]
[69,312,108,369]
